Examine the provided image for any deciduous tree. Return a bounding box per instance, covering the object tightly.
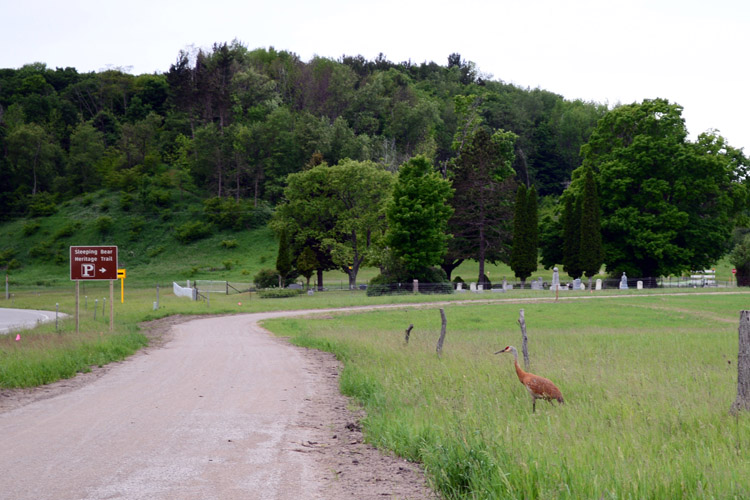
[579,98,748,277]
[386,155,453,276]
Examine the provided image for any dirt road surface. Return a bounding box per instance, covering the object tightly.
[0,312,436,499]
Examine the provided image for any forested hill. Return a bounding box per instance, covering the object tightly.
[0,41,607,218]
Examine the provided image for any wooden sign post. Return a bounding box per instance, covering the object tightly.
[69,246,118,334]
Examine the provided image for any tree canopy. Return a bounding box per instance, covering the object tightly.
[272,159,393,288]
[386,155,454,276]
[575,98,748,277]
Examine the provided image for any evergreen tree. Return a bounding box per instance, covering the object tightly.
[510,184,539,287]
[510,184,528,283]
[562,195,583,279]
[579,167,603,288]
[276,227,292,287]
[527,185,539,276]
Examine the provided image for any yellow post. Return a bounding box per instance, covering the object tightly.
[117,269,126,303]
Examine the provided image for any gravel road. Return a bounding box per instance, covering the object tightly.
[0,311,435,499]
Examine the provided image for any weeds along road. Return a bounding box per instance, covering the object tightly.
[0,310,436,500]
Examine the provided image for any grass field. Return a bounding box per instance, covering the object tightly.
[261,292,750,499]
[3,285,750,498]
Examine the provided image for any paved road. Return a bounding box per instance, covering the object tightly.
[0,307,62,334]
[0,312,338,499]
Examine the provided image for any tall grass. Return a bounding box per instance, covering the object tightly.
[263,294,750,499]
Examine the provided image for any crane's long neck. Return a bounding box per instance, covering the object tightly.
[510,347,527,382]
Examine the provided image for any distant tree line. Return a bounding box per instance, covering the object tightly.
[2,42,749,286]
[0,42,604,218]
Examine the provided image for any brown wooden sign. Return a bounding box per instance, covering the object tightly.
[70,246,118,280]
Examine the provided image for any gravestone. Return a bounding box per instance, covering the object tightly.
[470,282,477,292]
[619,272,629,289]
[637,280,643,290]
[552,267,560,291]
[596,279,602,290]
[573,278,582,290]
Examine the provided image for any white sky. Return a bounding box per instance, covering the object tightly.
[2,0,749,152]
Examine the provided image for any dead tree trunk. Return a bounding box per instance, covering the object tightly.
[518,309,530,371]
[731,310,750,414]
[404,324,414,345]
[436,309,447,356]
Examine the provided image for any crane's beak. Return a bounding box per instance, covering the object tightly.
[494,350,505,355]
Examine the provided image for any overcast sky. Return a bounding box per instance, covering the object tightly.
[2,0,748,152]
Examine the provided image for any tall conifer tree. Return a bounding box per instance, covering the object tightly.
[579,167,603,288]
[510,184,537,287]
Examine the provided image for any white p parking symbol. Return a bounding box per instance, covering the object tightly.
[81,264,95,277]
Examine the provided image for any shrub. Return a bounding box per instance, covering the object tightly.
[258,288,302,299]
[22,221,41,236]
[99,200,111,212]
[254,268,280,288]
[0,249,17,267]
[174,221,212,243]
[223,260,233,270]
[95,216,114,234]
[53,222,81,240]
[128,217,145,241]
[146,188,172,208]
[29,240,53,259]
[220,239,238,249]
[28,192,58,216]
[120,192,134,211]
[147,245,165,258]
[366,265,453,296]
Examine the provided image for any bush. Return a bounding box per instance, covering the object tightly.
[366,266,453,296]
[220,239,238,249]
[258,288,302,299]
[95,216,114,234]
[28,192,58,216]
[146,188,172,208]
[253,268,299,288]
[120,192,134,211]
[53,222,81,240]
[22,221,41,236]
[174,221,212,243]
[147,245,165,258]
[128,217,145,241]
[0,249,17,267]
[254,268,280,288]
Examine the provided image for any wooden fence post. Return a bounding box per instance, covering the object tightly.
[436,309,447,356]
[731,310,750,414]
[404,324,414,345]
[518,309,530,371]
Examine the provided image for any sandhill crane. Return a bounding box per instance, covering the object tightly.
[495,345,564,412]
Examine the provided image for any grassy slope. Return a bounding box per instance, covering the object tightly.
[0,188,738,290]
